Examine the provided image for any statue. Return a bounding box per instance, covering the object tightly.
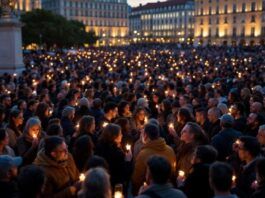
[0,0,16,18]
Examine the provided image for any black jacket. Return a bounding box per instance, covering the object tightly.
[252,182,265,198]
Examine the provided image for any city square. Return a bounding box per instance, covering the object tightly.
[0,1,265,198]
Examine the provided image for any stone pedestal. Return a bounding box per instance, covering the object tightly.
[0,17,25,74]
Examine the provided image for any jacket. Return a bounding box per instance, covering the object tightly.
[132,138,176,195]
[34,150,79,198]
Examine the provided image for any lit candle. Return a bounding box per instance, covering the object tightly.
[79,173,86,182]
[155,104,159,109]
[102,122,108,128]
[232,175,236,182]
[144,117,148,124]
[32,134,37,139]
[178,170,185,177]
[169,123,174,129]
[125,144,131,151]
[76,123,80,129]
[114,191,123,198]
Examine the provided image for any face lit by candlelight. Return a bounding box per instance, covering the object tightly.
[29,124,40,139]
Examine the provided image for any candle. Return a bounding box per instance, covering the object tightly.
[102,122,108,128]
[144,117,148,124]
[155,104,159,109]
[178,170,185,177]
[32,134,37,139]
[125,144,131,151]
[169,123,174,129]
[79,173,86,182]
[114,191,123,198]
[232,175,236,182]
[76,123,80,129]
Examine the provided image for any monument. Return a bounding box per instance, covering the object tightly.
[0,0,25,74]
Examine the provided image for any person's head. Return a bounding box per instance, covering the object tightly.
[1,95,11,107]
[247,113,264,129]
[180,122,208,144]
[208,98,218,108]
[44,136,68,162]
[115,117,130,134]
[230,103,245,118]
[9,108,23,127]
[208,107,221,123]
[86,155,109,171]
[24,117,42,139]
[256,158,265,185]
[79,115,95,134]
[35,102,50,119]
[80,167,112,198]
[179,95,189,107]
[99,124,122,146]
[92,98,102,110]
[142,123,159,144]
[17,100,27,111]
[0,128,9,146]
[217,103,228,115]
[177,108,193,124]
[137,97,149,108]
[237,136,261,162]
[104,102,118,119]
[46,124,63,136]
[209,162,233,193]
[18,165,45,198]
[191,145,218,165]
[62,106,75,120]
[195,108,207,125]
[146,155,171,185]
[0,105,5,122]
[0,155,22,181]
[133,107,146,122]
[220,114,234,128]
[27,99,39,112]
[250,102,263,114]
[118,101,131,117]
[257,124,265,146]
[48,118,61,128]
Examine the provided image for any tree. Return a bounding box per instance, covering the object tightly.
[20,9,99,48]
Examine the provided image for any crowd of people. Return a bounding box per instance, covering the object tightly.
[1,44,265,198]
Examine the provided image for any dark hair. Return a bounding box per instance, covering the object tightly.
[27,99,38,108]
[210,162,233,192]
[79,115,95,135]
[256,158,265,184]
[118,100,129,116]
[239,136,261,157]
[186,122,209,145]
[48,118,61,127]
[73,135,94,172]
[234,102,245,115]
[195,145,218,164]
[99,123,121,144]
[147,155,171,184]
[195,107,207,117]
[18,165,45,198]
[104,102,117,114]
[115,117,130,134]
[46,124,63,136]
[0,128,7,141]
[44,136,64,157]
[35,102,49,120]
[178,108,194,123]
[86,155,109,171]
[8,108,22,136]
[144,123,159,140]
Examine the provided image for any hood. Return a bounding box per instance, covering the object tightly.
[142,138,167,152]
[34,149,67,168]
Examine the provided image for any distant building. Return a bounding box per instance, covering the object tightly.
[42,0,129,46]
[195,0,264,46]
[16,0,42,12]
[129,0,195,43]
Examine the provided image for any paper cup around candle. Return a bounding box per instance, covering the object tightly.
[79,173,85,182]
[179,170,185,177]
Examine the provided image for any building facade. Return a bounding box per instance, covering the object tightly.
[42,0,129,46]
[16,0,42,12]
[129,0,195,43]
[195,0,264,46]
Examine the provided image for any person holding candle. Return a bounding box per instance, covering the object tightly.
[136,156,186,198]
[17,117,43,166]
[0,128,15,157]
[34,136,80,198]
[35,102,51,132]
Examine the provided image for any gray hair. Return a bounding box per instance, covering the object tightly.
[62,106,75,117]
[259,125,265,133]
[24,117,41,134]
[79,167,111,198]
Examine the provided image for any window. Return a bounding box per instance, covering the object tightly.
[251,2,256,12]
[233,4,237,13]
[233,27,237,37]
[251,27,255,36]
[224,29,228,37]
[251,15,255,23]
[200,28,203,36]
[224,5,228,14]
[233,16,236,23]
[209,18,212,25]
[216,6,219,14]
[209,7,212,15]
[241,27,245,36]
[242,3,246,12]
[200,18,203,25]
[209,28,212,36]
[224,17,228,24]
[216,28,219,37]
[216,17,219,24]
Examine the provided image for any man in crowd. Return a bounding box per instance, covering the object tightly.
[34,136,80,198]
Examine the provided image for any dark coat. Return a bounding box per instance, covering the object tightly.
[208,119,221,139]
[233,117,247,134]
[252,182,265,198]
[211,128,242,161]
[0,180,18,198]
[182,163,214,198]
[61,117,75,138]
[95,141,132,187]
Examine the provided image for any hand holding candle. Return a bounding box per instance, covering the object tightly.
[79,173,86,182]
[125,144,131,151]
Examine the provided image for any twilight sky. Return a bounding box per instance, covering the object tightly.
[128,0,167,7]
